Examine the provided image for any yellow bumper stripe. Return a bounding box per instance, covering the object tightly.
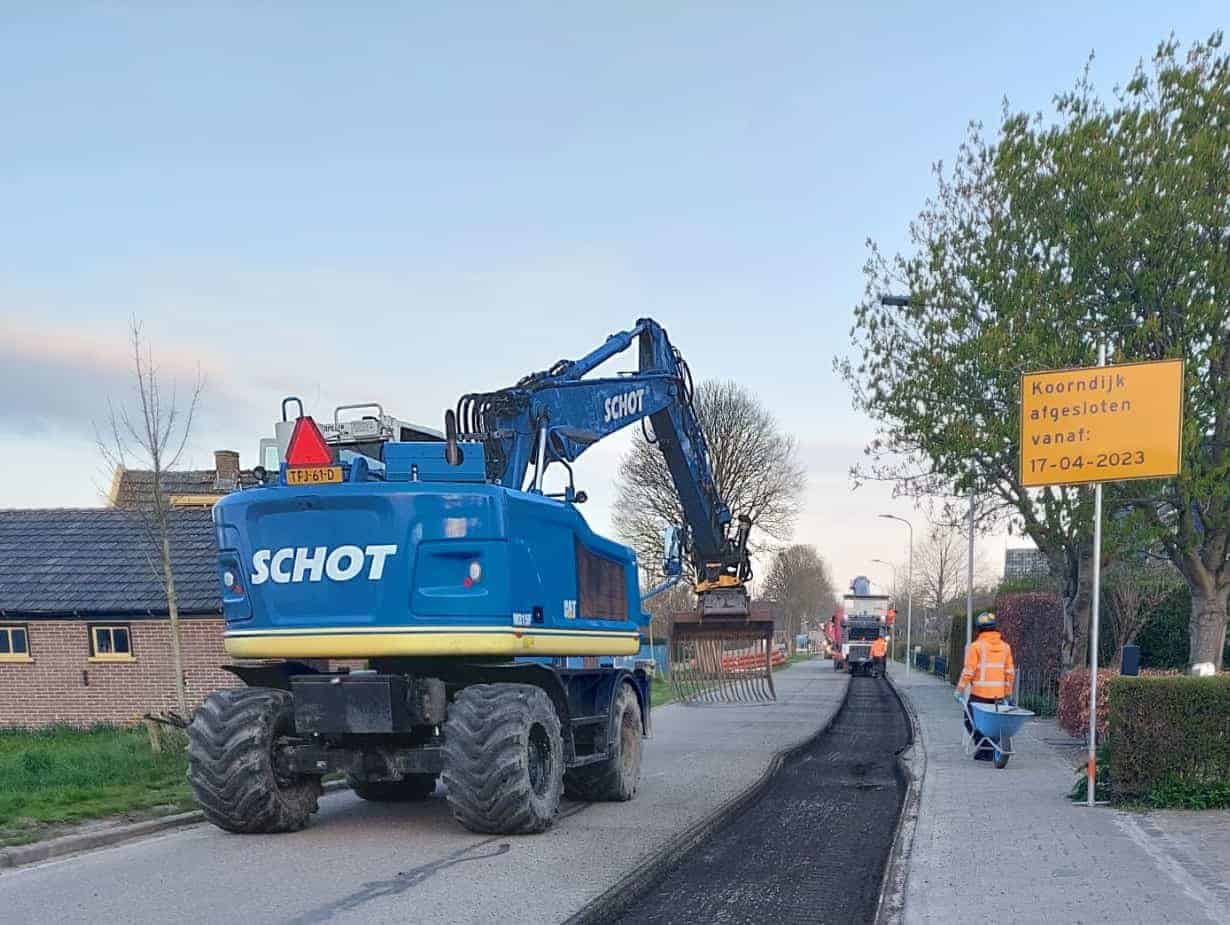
[224,628,641,659]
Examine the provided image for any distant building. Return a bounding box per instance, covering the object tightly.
[108,450,258,509]
[1004,547,1049,581]
[0,449,257,728]
[0,507,235,728]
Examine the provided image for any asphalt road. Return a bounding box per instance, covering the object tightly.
[0,659,848,925]
[607,676,910,925]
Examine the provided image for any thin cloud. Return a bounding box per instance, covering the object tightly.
[0,316,241,439]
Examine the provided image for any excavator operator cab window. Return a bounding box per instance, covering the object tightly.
[662,525,683,577]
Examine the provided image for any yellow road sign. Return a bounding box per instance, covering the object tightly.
[1020,358,1184,487]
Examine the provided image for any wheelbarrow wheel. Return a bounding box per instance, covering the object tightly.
[994,737,1011,769]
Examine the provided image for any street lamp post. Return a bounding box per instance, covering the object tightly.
[879,514,914,676]
[871,557,898,663]
[880,293,980,649]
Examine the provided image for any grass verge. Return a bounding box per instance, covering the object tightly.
[651,675,677,708]
[0,725,193,848]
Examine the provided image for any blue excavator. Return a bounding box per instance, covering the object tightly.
[188,318,775,836]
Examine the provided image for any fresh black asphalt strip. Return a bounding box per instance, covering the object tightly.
[601,675,910,925]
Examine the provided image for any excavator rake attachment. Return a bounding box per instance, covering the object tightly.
[668,599,778,704]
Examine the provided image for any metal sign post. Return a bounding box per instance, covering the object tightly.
[966,493,975,647]
[1086,343,1106,806]
[1019,352,1184,809]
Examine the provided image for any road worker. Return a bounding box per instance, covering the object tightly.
[870,633,888,677]
[956,611,1016,761]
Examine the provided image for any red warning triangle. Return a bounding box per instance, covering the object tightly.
[285,416,334,466]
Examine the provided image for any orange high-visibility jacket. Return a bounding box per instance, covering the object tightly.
[958,630,1016,699]
[871,636,888,658]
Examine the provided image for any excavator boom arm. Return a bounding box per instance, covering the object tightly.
[457,318,745,579]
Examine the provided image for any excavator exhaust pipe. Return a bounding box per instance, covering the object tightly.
[668,595,779,705]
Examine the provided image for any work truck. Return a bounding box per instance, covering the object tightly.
[828,576,891,676]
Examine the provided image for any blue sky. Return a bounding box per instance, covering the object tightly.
[2,3,1224,590]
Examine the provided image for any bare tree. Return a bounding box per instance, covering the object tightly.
[1105,563,1183,668]
[914,530,961,619]
[98,319,204,718]
[762,545,837,641]
[908,521,1002,647]
[612,379,806,582]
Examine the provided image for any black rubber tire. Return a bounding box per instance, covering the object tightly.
[564,683,642,802]
[994,737,1011,769]
[187,688,322,834]
[347,774,437,802]
[441,683,564,834]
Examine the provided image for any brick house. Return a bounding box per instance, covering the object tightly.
[0,451,254,728]
[108,449,258,509]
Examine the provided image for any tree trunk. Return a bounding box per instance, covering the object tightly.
[161,532,189,717]
[1187,583,1229,674]
[1057,543,1094,672]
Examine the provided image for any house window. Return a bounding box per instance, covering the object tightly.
[90,624,134,661]
[0,624,30,661]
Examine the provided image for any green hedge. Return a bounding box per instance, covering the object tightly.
[1107,675,1230,802]
[947,614,965,685]
[995,591,1063,678]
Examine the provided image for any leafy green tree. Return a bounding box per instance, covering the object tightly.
[996,35,1230,671]
[839,124,1101,670]
[840,34,1230,671]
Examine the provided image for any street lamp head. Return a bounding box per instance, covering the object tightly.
[880,294,911,307]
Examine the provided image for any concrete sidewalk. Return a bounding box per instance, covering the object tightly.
[0,658,848,925]
[890,664,1230,925]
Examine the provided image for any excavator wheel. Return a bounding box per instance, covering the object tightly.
[441,683,564,835]
[187,687,322,834]
[564,682,642,802]
[347,774,437,802]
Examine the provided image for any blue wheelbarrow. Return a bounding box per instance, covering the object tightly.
[956,693,1034,769]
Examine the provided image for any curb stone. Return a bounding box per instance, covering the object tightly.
[875,673,926,925]
[0,780,349,872]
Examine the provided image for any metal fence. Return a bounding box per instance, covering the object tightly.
[1014,667,1060,716]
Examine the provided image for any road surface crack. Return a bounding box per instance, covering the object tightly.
[286,838,511,924]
